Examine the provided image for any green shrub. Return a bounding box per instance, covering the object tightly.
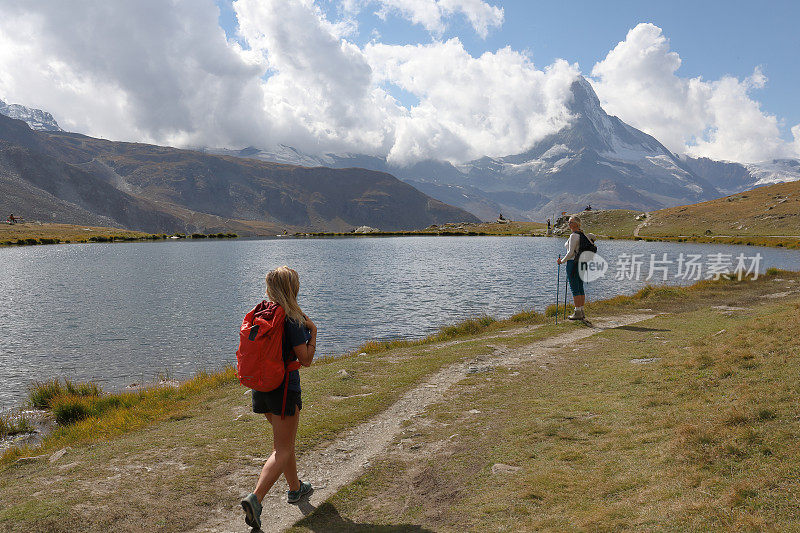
[439,315,496,338]
[65,380,102,397]
[28,379,64,409]
[51,395,94,425]
[190,233,207,239]
[510,309,543,323]
[28,378,102,409]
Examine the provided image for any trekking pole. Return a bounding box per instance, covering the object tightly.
[555,255,561,325]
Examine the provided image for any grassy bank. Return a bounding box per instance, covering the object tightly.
[302,220,547,238]
[0,223,237,247]
[296,275,800,531]
[0,223,152,245]
[1,270,798,531]
[575,181,800,249]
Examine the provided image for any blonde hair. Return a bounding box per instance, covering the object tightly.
[265,266,304,324]
[569,216,582,228]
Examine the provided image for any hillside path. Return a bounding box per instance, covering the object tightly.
[633,212,651,237]
[196,312,656,533]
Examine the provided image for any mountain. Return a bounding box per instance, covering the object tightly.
[0,99,63,132]
[7,83,798,226]
[678,156,800,196]
[212,77,800,222]
[444,77,721,219]
[0,114,478,233]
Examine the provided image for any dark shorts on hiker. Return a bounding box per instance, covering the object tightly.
[566,259,585,297]
[252,387,302,417]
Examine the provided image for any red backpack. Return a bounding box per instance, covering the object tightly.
[236,301,301,417]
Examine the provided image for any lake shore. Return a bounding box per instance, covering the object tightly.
[2,269,799,531]
[4,215,799,250]
[0,222,237,246]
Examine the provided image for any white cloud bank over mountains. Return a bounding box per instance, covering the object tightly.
[590,23,799,163]
[0,0,797,165]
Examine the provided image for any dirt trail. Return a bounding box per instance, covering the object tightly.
[196,313,656,533]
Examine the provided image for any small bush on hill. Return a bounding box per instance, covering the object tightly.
[28,379,102,410]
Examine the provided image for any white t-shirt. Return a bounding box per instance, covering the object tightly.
[563,231,596,261]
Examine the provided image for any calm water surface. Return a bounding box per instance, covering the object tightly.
[1,236,798,410]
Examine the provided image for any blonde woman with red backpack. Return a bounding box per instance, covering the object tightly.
[239,266,316,529]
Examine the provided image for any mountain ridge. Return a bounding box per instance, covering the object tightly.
[0,113,479,233]
[5,84,799,225]
[202,77,800,221]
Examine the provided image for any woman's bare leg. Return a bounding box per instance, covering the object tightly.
[282,414,300,491]
[573,295,585,307]
[253,412,300,501]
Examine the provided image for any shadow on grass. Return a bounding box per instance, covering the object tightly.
[613,325,671,332]
[293,502,434,532]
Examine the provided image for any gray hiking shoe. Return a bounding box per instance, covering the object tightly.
[568,309,585,320]
[241,492,262,529]
[287,481,313,504]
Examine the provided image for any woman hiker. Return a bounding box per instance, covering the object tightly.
[556,216,596,320]
[241,266,316,529]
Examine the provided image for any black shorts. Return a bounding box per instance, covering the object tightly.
[252,386,302,417]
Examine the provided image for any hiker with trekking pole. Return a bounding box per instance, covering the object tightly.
[237,266,316,530]
[556,215,597,320]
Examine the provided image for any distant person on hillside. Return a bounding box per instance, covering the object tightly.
[556,216,596,320]
[240,266,317,529]
[7,214,16,224]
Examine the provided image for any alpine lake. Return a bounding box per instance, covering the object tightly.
[1,235,798,411]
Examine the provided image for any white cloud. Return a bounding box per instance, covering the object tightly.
[793,125,800,156]
[590,23,800,163]
[0,0,570,165]
[232,0,398,155]
[366,39,578,163]
[3,5,794,168]
[0,0,268,148]
[348,0,504,38]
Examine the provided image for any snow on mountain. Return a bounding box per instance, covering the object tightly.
[0,99,63,132]
[745,159,800,187]
[679,155,800,196]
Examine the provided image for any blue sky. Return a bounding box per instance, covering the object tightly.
[217,0,799,141]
